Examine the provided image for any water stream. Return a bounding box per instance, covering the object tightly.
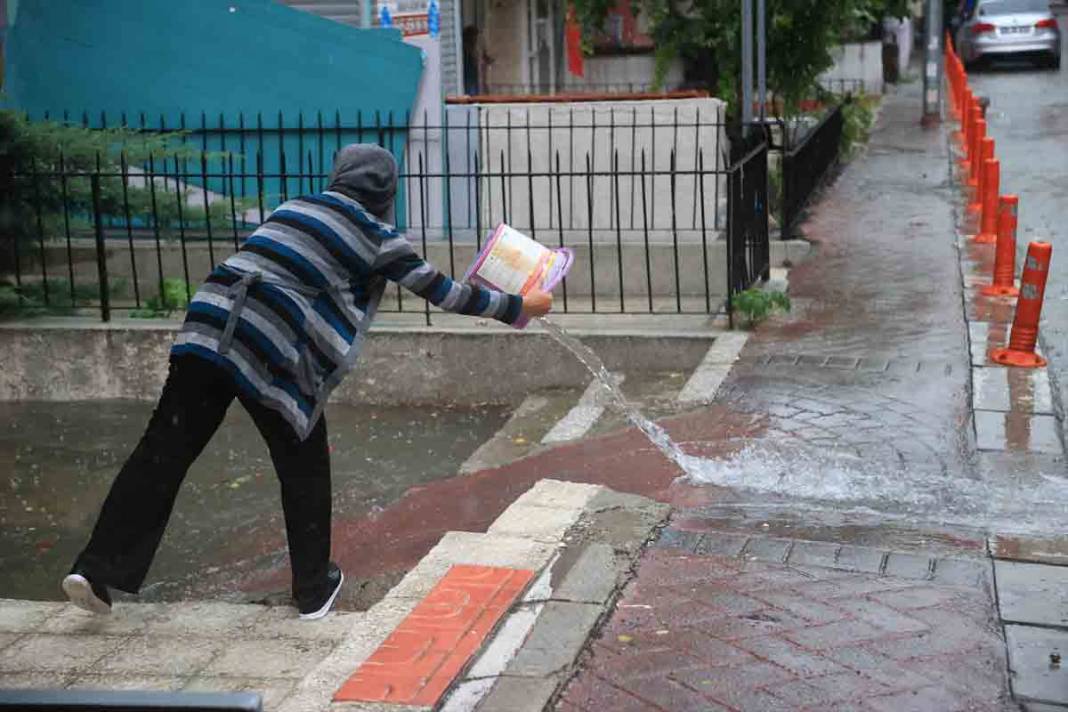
[539,317,1068,535]
[539,317,694,474]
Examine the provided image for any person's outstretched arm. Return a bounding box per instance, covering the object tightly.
[373,233,552,323]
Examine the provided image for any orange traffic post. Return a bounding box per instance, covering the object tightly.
[969,118,986,188]
[955,98,970,151]
[991,241,1052,368]
[975,158,1000,243]
[968,138,995,213]
[981,195,1020,297]
[962,93,976,148]
[958,100,976,178]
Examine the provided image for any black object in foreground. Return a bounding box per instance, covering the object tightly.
[0,689,262,712]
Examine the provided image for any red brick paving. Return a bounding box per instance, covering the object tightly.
[334,564,533,706]
[556,549,1010,712]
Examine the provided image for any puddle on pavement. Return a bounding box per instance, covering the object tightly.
[0,400,507,602]
[677,498,990,558]
[677,438,1068,538]
[540,318,1068,539]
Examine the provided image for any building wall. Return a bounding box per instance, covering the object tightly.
[3,0,424,222]
[480,0,526,90]
[819,41,885,95]
[441,0,462,96]
[561,54,685,93]
[443,97,729,241]
[4,0,422,123]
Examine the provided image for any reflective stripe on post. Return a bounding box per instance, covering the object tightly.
[990,241,1052,368]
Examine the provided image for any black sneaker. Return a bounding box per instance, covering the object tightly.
[62,571,112,615]
[298,563,343,620]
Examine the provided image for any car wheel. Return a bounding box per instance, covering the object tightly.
[1051,54,1062,70]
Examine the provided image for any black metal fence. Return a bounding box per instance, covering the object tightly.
[726,135,770,327]
[779,102,846,238]
[2,106,775,325]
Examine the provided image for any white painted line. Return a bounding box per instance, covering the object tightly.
[460,394,550,474]
[677,332,749,404]
[541,374,623,444]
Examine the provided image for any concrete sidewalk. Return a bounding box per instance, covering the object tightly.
[549,79,1067,711]
[3,74,1067,712]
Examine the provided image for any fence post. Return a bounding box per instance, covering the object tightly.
[90,174,111,322]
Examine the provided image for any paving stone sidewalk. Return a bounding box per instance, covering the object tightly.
[557,531,1013,712]
[551,79,1054,712]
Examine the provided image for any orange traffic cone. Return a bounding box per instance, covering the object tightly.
[990,241,1052,368]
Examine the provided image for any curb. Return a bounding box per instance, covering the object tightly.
[280,480,669,712]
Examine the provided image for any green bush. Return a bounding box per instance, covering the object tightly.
[0,278,126,318]
[840,95,879,157]
[733,287,791,327]
[130,278,193,318]
[0,111,252,272]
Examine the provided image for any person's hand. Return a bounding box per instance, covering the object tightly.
[521,289,553,318]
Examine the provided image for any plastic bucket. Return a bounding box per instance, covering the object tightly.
[463,223,574,329]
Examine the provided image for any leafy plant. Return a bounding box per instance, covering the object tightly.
[840,94,878,156]
[0,110,251,275]
[733,287,790,327]
[0,278,126,318]
[130,278,193,318]
[571,0,912,118]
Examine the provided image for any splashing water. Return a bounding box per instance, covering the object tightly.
[538,317,1068,535]
[539,317,693,473]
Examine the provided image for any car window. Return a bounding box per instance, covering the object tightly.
[979,0,1050,16]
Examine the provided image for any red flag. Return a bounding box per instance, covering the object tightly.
[566,5,584,78]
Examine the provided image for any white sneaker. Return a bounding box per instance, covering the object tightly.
[62,573,112,615]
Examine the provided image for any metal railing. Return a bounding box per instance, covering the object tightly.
[726,135,771,327]
[2,108,769,325]
[779,102,846,238]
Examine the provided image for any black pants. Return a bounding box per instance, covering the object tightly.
[73,354,332,607]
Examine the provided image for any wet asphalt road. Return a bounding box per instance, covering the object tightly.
[965,6,1068,443]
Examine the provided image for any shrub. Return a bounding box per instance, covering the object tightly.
[130,278,194,318]
[733,287,791,327]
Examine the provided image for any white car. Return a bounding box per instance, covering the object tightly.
[955,0,1062,69]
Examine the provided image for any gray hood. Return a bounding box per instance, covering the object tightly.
[326,144,398,222]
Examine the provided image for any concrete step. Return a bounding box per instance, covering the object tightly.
[277,479,669,711]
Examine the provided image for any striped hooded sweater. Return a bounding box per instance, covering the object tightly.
[172,144,522,440]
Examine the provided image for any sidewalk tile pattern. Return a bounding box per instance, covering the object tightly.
[557,548,1011,711]
[334,565,533,706]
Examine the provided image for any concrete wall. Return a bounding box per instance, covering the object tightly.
[480,0,526,90]
[560,55,685,93]
[0,323,714,406]
[819,41,884,94]
[2,0,423,221]
[883,17,915,76]
[4,0,421,121]
[440,98,729,238]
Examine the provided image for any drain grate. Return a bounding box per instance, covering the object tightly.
[755,352,954,375]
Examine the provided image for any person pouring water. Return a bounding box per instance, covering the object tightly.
[62,144,554,620]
